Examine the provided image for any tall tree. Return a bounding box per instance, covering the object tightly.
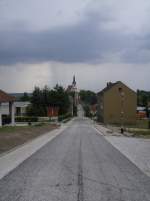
[79,90,97,105]
[27,85,71,116]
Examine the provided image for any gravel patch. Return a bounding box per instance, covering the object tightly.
[105,136,150,177]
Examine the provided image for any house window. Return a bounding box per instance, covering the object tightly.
[118,87,123,93]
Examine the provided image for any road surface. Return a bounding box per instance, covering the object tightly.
[0,118,150,201]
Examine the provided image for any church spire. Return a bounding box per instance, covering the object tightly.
[72,75,76,86]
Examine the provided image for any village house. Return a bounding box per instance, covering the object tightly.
[47,106,59,119]
[0,89,16,126]
[136,106,147,119]
[1,101,31,117]
[97,81,137,125]
[90,104,97,116]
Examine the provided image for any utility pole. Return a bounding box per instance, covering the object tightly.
[119,87,125,134]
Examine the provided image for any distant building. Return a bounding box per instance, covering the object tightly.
[47,107,59,118]
[90,104,97,116]
[97,81,137,125]
[136,106,147,119]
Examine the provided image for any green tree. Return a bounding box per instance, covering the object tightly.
[51,85,70,115]
[28,87,46,116]
[27,85,71,117]
[137,90,150,107]
[79,90,97,105]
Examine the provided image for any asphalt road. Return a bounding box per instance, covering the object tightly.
[0,118,150,201]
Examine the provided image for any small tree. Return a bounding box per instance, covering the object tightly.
[28,87,47,116]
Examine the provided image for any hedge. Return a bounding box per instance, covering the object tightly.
[15,116,38,122]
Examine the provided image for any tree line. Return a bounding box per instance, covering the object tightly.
[137,90,150,107]
[25,85,71,117]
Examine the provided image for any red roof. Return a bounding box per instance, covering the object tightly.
[0,90,15,103]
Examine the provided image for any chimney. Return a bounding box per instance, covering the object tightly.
[107,82,112,87]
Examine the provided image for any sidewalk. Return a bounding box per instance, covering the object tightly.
[95,124,150,177]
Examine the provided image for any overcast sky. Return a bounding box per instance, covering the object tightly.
[0,0,150,92]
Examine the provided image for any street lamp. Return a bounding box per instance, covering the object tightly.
[118,87,125,134]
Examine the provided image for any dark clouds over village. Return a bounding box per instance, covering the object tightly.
[0,0,150,92]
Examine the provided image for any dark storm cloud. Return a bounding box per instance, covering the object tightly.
[120,33,150,64]
[0,11,149,65]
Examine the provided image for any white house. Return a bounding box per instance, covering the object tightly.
[0,90,16,126]
[1,101,30,116]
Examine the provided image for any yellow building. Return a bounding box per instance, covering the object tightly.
[97,81,137,125]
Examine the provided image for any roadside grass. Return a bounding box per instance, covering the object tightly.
[134,119,149,129]
[104,119,150,138]
[127,128,150,138]
[125,119,150,138]
[0,123,59,154]
[0,123,47,133]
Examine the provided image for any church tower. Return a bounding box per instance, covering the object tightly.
[72,75,76,88]
[72,75,78,106]
[67,75,79,108]
[66,75,80,116]
[72,75,77,91]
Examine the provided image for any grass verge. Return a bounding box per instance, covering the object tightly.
[0,123,59,154]
[128,129,150,138]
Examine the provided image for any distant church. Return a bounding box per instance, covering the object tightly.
[67,75,79,106]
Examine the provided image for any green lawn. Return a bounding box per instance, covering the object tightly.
[136,119,150,129]
[0,123,47,133]
[128,128,150,138]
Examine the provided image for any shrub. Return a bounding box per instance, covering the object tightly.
[15,116,38,122]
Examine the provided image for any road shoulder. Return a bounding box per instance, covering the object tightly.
[94,124,150,177]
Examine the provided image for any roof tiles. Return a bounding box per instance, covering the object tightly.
[0,90,15,103]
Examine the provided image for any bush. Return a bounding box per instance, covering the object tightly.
[15,116,38,122]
